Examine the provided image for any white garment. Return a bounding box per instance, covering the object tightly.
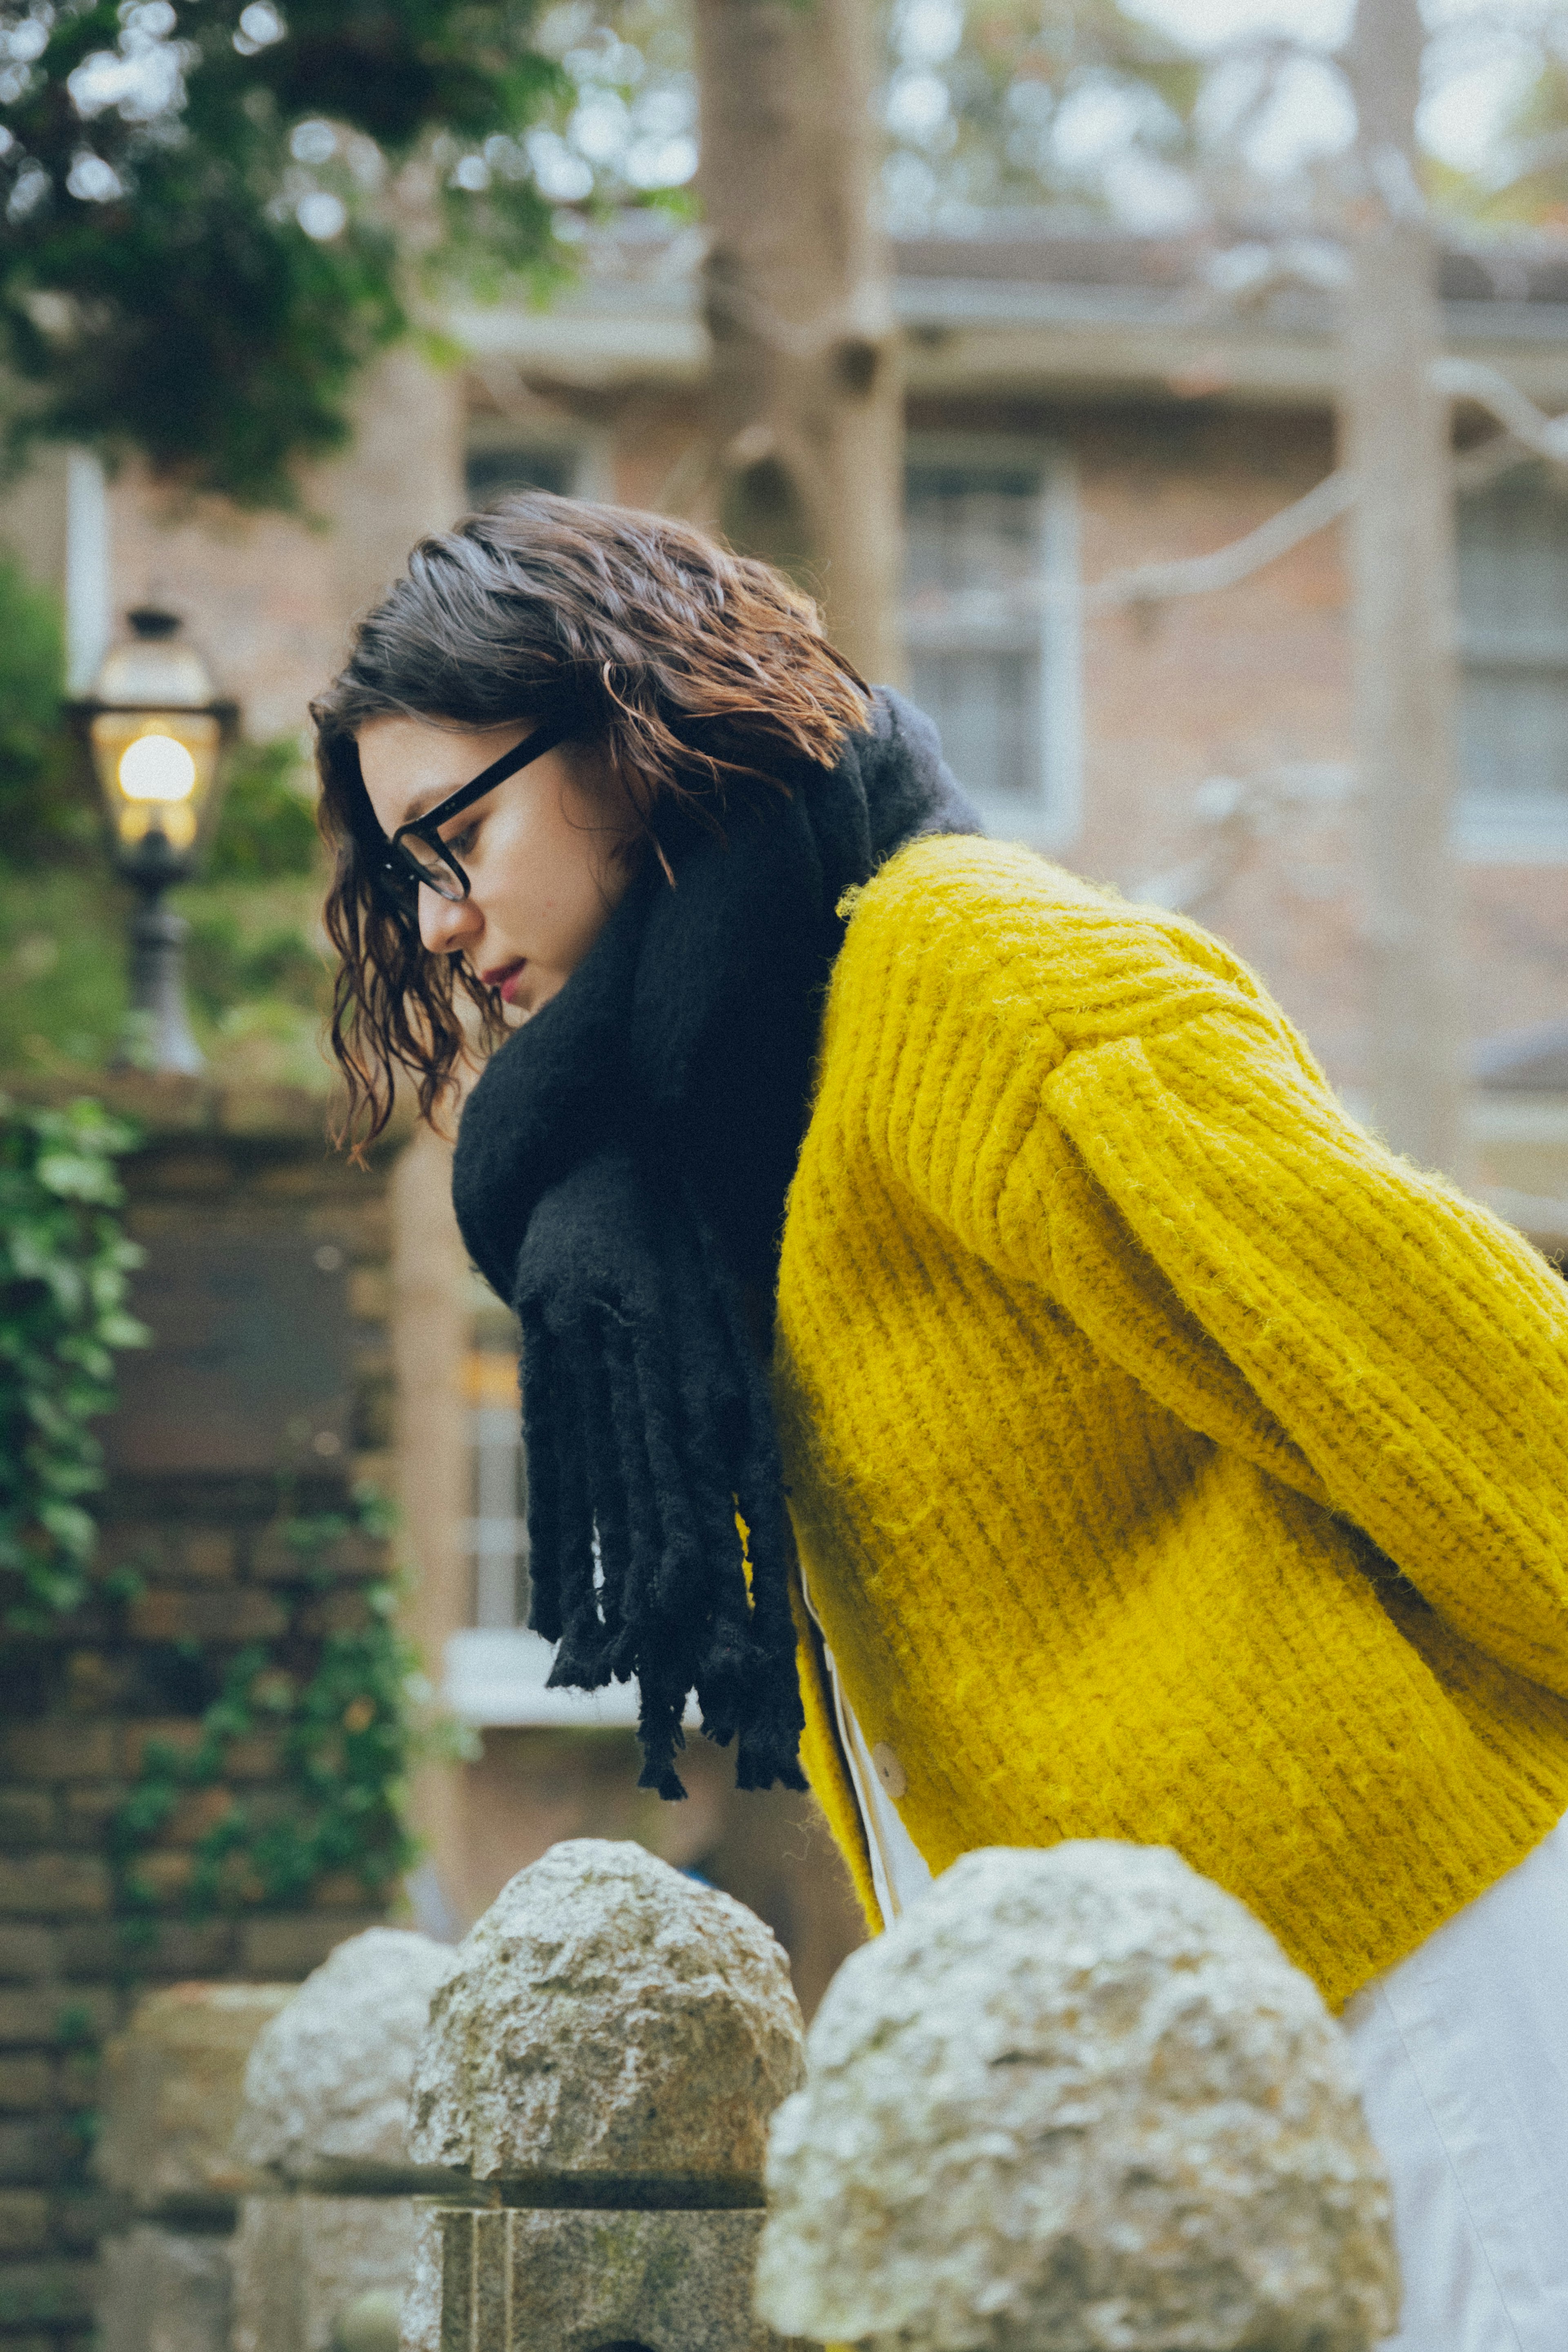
[812,1567,1568,2352]
[831,1659,933,1924]
[1341,1813,1568,2352]
[800,1562,933,1926]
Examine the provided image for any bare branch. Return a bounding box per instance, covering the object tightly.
[900,357,1567,641]
[1432,357,1568,464]
[1084,468,1356,611]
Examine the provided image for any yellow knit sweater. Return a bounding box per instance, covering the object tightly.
[773,835,1568,2010]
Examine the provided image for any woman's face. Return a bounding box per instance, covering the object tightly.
[357,716,642,1017]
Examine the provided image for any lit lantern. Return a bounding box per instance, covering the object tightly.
[80,608,238,876]
[69,608,241,1075]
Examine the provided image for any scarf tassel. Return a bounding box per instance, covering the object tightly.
[518,1211,805,1801]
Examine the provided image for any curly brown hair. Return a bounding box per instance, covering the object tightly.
[313,493,870,1151]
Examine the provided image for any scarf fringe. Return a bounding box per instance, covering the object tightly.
[518,1159,805,1799]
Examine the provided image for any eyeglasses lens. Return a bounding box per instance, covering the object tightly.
[394,838,466,901]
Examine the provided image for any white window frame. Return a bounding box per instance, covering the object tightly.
[444,1625,646,1730]
[1454,460,1568,866]
[449,1279,665,1730]
[467,1393,528,1631]
[902,431,1083,852]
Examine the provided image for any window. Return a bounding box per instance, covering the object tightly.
[465,444,582,507]
[1457,461,1568,858]
[464,1311,528,1630]
[448,1297,643,1729]
[902,441,1081,844]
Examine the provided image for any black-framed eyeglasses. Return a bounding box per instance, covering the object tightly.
[372,717,576,911]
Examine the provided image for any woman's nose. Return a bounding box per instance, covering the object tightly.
[419,885,481,956]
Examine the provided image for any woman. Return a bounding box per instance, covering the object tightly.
[316,493,1568,2349]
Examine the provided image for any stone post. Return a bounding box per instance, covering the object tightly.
[405,1839,807,2352]
[96,1982,295,2352]
[230,1928,462,2352]
[755,1843,1401,2352]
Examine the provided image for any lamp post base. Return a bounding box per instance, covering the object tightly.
[111,886,206,1077]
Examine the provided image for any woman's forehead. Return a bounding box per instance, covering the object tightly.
[357,715,530,832]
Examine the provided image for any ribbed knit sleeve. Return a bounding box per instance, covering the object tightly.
[1039,1010,1568,1701]
[840,838,1568,1705]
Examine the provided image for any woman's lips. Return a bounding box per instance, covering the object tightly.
[484,959,526,1003]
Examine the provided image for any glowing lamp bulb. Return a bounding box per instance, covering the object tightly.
[119,733,197,802]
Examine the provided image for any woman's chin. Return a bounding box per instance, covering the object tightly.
[510,973,566,1021]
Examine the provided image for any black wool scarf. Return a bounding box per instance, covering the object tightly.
[450,688,980,1798]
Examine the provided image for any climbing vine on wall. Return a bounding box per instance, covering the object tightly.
[0,1094,450,1925]
[0,1095,147,1634]
[110,1487,450,1925]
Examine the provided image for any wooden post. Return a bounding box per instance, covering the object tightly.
[691,0,904,685]
[1343,0,1469,1175]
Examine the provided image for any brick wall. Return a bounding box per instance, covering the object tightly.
[906,392,1568,1092]
[0,1080,406,2352]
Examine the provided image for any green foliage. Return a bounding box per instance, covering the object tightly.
[111,1488,438,1916]
[185,912,322,1019]
[0,1095,146,1633]
[881,0,1203,224]
[1,0,569,507]
[1435,29,1568,230]
[0,864,333,1088]
[0,548,83,861]
[205,736,320,881]
[184,749,329,1024]
[0,2272,92,2329]
[0,869,134,1074]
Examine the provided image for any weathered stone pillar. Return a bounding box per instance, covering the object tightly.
[96,1982,295,2352]
[756,1843,1401,2352]
[230,1928,461,2352]
[405,1839,807,2352]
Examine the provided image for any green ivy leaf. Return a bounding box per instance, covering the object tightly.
[0,1099,143,1631]
[34,1152,124,1205]
[108,1486,437,1927]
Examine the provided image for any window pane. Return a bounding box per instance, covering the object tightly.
[1460,667,1568,808]
[1457,464,1568,834]
[465,1344,529,1628]
[909,647,1037,800]
[466,448,578,505]
[904,460,1045,811]
[906,464,1041,597]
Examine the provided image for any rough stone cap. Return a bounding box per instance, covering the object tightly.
[755,1844,1400,2352]
[98,1982,297,2213]
[408,1839,805,2200]
[234,1928,459,2185]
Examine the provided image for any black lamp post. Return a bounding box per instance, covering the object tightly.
[69,608,240,1077]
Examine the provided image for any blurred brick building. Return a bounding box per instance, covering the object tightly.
[5,215,1568,1974]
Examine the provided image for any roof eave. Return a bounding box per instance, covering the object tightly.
[448,284,1568,410]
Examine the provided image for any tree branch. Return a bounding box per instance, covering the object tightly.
[1083,467,1357,611]
[906,361,1567,629]
[1432,357,1568,464]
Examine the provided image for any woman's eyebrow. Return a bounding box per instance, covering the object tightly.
[387,725,548,831]
[399,776,478,827]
